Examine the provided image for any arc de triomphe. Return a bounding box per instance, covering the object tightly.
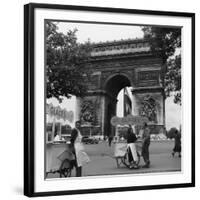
[75,39,165,136]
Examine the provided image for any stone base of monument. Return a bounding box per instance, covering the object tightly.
[135,124,165,135]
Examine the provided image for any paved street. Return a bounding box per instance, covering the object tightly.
[82,140,181,176]
[47,140,181,178]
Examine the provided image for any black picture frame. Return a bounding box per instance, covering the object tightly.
[24,3,195,197]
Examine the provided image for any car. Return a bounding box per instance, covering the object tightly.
[82,136,99,144]
[61,134,71,142]
[92,135,104,141]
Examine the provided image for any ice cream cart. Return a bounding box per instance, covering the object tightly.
[46,103,75,177]
[46,142,75,177]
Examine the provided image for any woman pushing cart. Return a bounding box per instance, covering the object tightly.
[126,125,140,169]
[111,115,148,169]
[114,126,142,169]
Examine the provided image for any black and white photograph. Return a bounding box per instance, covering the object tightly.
[1,0,200,199]
[23,3,195,197]
[45,21,182,178]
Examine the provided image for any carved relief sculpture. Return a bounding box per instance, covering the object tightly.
[80,100,96,124]
[139,95,157,123]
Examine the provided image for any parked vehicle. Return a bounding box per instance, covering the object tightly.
[82,136,99,144]
[61,134,71,143]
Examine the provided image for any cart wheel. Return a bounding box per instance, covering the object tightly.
[122,151,141,168]
[122,153,130,168]
[135,151,140,165]
[115,157,121,168]
[59,159,72,178]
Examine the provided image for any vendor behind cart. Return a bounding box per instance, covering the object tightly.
[127,125,139,169]
[70,121,90,177]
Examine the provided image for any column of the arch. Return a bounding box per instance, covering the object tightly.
[131,87,165,134]
[100,94,118,137]
[100,95,106,136]
[76,91,109,136]
[102,95,110,137]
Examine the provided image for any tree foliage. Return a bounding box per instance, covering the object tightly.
[46,21,91,101]
[165,54,181,104]
[142,27,181,61]
[142,26,181,104]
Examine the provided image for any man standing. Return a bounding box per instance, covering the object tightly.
[70,121,83,177]
[141,122,151,168]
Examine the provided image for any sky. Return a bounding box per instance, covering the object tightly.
[47,21,181,130]
[57,21,144,43]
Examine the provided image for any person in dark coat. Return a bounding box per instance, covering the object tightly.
[172,130,181,157]
[127,125,138,169]
[108,135,113,147]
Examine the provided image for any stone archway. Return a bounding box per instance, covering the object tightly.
[76,38,165,136]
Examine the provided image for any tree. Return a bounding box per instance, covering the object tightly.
[165,54,181,104]
[46,21,91,101]
[142,26,181,104]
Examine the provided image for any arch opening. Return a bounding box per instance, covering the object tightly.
[105,74,131,98]
[104,74,132,137]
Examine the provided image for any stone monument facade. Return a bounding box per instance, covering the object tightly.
[77,39,165,136]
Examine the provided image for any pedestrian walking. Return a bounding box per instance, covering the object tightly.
[127,125,139,169]
[70,121,90,177]
[172,130,181,157]
[141,122,151,168]
[108,135,113,147]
